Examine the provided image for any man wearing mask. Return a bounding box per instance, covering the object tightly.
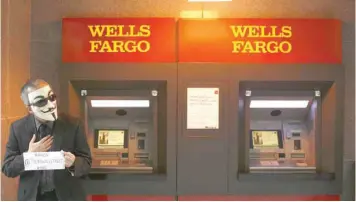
[2,79,92,201]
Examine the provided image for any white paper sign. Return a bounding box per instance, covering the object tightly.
[187,88,219,129]
[23,152,65,171]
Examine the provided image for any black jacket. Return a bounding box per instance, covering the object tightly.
[2,114,92,200]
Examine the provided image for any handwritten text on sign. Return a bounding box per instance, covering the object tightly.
[23,152,65,171]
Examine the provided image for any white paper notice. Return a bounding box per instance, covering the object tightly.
[23,152,65,171]
[187,88,219,129]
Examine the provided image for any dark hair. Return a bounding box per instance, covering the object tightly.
[20,79,50,106]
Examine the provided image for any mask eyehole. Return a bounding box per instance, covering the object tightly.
[34,99,48,107]
[49,94,57,102]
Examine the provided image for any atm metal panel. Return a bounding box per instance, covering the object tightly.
[176,65,230,194]
[228,64,344,195]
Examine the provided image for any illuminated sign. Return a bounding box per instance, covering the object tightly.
[62,18,341,64]
[178,19,341,63]
[62,18,176,63]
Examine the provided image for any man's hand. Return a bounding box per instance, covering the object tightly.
[28,134,53,152]
[63,151,76,168]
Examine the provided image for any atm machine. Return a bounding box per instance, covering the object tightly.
[82,90,159,174]
[248,91,317,173]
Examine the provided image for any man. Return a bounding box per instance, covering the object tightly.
[2,79,92,201]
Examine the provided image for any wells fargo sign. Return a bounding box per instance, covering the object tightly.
[62,18,176,63]
[178,19,341,63]
[62,18,341,64]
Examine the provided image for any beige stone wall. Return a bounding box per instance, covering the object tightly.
[1,0,31,200]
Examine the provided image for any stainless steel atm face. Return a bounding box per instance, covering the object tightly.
[83,91,159,174]
[246,90,318,173]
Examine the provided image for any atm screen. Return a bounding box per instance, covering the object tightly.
[250,130,283,149]
[94,129,128,149]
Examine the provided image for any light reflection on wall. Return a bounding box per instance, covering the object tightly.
[180,10,219,18]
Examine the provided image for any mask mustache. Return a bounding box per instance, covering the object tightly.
[40,107,56,113]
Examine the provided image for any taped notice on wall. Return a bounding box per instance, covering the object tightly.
[23,152,65,171]
[187,88,219,129]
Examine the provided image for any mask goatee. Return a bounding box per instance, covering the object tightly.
[51,112,57,121]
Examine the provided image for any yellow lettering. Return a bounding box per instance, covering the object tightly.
[259,26,269,37]
[112,41,125,52]
[130,25,138,36]
[241,41,254,53]
[230,24,293,54]
[126,25,139,37]
[248,26,260,37]
[279,41,292,53]
[125,41,136,53]
[230,26,249,37]
[135,40,151,52]
[106,25,118,37]
[117,25,125,36]
[281,26,292,38]
[269,26,282,38]
[139,25,151,37]
[231,25,290,38]
[100,41,112,52]
[88,25,151,37]
[88,25,106,37]
[254,41,267,53]
[89,40,150,53]
[232,41,244,53]
[266,41,279,53]
[232,41,292,54]
[89,41,100,52]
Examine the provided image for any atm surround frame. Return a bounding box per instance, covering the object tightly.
[59,64,177,196]
[229,64,344,195]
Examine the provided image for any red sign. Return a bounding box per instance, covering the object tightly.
[178,19,341,64]
[62,18,176,63]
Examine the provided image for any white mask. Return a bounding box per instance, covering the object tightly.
[28,85,58,122]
